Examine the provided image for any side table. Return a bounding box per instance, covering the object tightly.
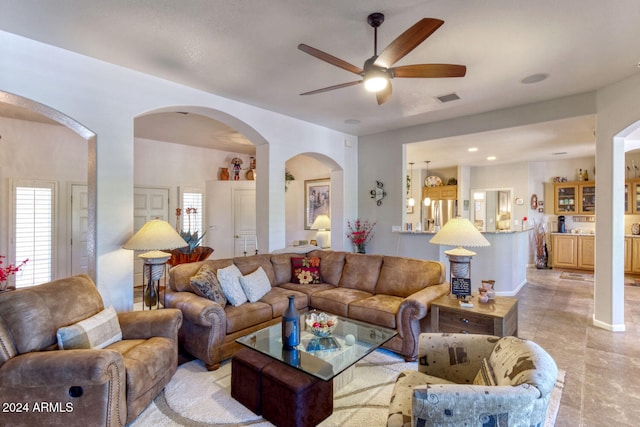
[430,295,518,337]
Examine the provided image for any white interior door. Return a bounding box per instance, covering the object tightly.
[71,184,89,276]
[133,187,170,286]
[233,189,257,257]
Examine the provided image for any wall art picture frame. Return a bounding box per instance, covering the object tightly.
[304,178,330,229]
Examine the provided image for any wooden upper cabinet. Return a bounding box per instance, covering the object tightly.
[554,183,578,214]
[578,183,595,214]
[632,180,640,214]
[423,185,457,200]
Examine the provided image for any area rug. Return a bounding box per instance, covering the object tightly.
[559,271,594,281]
[128,349,565,427]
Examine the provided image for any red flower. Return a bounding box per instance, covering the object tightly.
[346,219,376,246]
[0,256,28,285]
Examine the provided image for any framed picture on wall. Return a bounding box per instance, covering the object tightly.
[305,178,330,229]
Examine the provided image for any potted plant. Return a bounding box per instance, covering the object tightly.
[169,208,213,265]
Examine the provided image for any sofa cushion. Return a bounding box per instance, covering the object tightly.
[233,254,277,286]
[258,287,308,317]
[348,294,402,329]
[291,256,322,284]
[57,306,122,350]
[310,288,372,317]
[217,264,247,306]
[489,336,558,396]
[473,357,497,386]
[278,282,336,298]
[375,256,444,297]
[225,301,274,334]
[190,264,227,306]
[170,259,233,292]
[239,267,272,303]
[339,253,383,293]
[271,253,296,284]
[308,250,346,285]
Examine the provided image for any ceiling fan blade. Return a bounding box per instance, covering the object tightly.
[374,18,444,69]
[392,64,467,78]
[298,44,363,75]
[376,82,392,105]
[300,80,363,96]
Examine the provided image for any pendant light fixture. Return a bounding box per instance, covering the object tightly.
[408,162,415,207]
[424,160,431,206]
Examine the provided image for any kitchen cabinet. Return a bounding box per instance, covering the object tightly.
[579,183,596,214]
[632,238,640,273]
[577,235,595,269]
[552,234,577,268]
[633,180,640,214]
[554,183,577,214]
[423,185,457,201]
[625,238,632,273]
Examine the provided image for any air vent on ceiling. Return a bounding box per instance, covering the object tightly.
[435,93,460,103]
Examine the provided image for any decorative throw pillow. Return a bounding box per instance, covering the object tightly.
[190,264,227,306]
[217,264,247,306]
[473,357,497,386]
[239,266,272,303]
[291,257,322,284]
[56,306,122,350]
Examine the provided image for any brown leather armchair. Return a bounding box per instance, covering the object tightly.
[0,274,183,427]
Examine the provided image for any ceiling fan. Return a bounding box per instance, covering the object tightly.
[298,12,466,105]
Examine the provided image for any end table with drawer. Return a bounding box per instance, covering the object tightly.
[430,295,518,337]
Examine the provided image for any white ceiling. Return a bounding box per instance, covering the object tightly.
[1,0,639,167]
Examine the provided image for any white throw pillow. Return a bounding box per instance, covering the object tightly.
[239,266,272,303]
[56,306,122,350]
[217,264,247,306]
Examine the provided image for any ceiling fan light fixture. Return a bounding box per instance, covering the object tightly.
[364,70,389,92]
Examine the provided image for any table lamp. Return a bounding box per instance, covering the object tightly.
[311,214,331,248]
[429,216,490,281]
[123,219,188,308]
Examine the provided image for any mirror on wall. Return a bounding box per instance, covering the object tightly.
[470,188,512,232]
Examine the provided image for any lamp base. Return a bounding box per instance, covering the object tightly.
[315,230,330,249]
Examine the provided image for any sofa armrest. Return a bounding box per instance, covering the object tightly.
[397,282,450,337]
[118,308,182,340]
[165,288,226,328]
[0,349,124,387]
[412,383,543,425]
[416,333,500,383]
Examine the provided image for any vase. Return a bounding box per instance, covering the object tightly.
[632,223,640,235]
[143,281,158,307]
[219,167,230,180]
[354,243,366,254]
[282,295,300,349]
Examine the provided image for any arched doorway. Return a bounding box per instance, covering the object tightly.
[0,91,96,281]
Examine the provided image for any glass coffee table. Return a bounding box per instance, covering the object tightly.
[232,312,397,426]
[236,311,397,382]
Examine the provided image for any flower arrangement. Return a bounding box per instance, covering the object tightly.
[0,256,28,291]
[531,219,548,269]
[346,219,376,247]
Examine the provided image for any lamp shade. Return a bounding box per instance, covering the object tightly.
[123,219,188,252]
[429,217,490,255]
[310,214,331,230]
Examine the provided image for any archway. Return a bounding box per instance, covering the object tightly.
[0,90,97,280]
[285,152,344,250]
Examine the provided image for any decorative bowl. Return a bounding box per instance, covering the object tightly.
[305,312,337,337]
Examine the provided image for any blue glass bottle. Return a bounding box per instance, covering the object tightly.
[282,295,300,349]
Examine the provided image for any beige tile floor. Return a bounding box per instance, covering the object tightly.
[518,267,640,427]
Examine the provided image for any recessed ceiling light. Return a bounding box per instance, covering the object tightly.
[521,73,549,84]
[487,156,496,161]
[344,119,361,125]
[468,147,478,152]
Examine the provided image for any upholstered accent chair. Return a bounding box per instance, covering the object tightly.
[387,333,558,427]
[0,275,183,427]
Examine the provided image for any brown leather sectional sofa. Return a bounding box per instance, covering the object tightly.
[166,250,449,370]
